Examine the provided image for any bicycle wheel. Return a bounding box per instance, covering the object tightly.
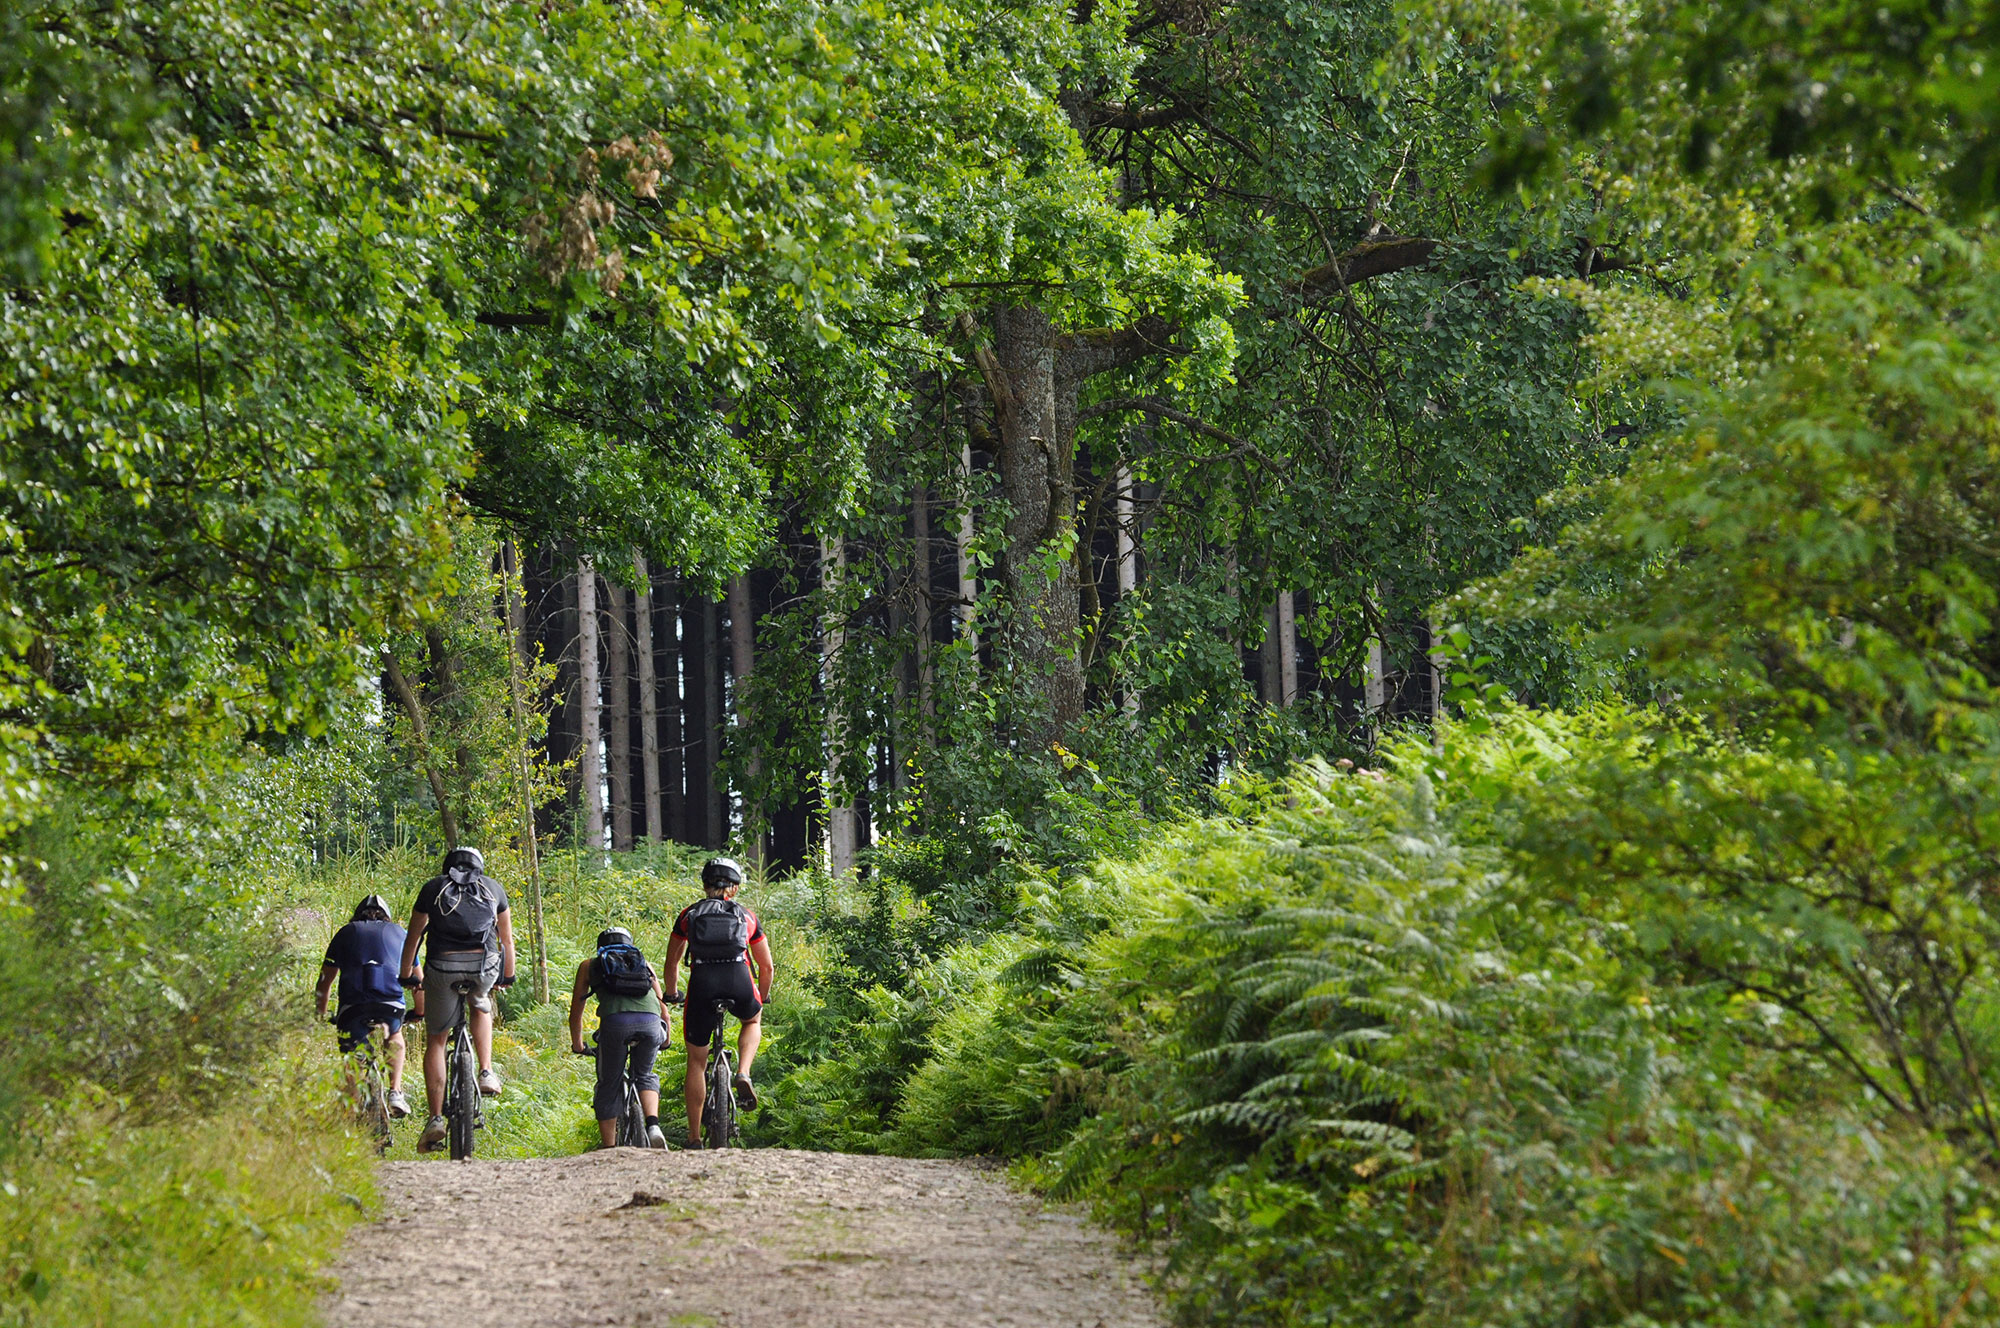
[704,1049,735,1149]
[361,1056,393,1153]
[448,1038,478,1160]
[618,1080,646,1147]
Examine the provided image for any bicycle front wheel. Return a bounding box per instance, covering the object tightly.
[448,1044,478,1160]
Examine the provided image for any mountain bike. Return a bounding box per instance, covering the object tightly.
[441,977,485,1160]
[332,1014,395,1154]
[574,1035,650,1147]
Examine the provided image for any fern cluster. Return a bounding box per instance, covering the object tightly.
[771,719,2000,1325]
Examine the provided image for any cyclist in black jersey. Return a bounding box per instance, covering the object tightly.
[661,857,774,1147]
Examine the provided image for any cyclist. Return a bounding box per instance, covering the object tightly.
[399,845,517,1153]
[315,894,412,1119]
[662,856,773,1147]
[568,926,670,1150]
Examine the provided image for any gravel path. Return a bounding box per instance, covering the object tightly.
[327,1148,1165,1328]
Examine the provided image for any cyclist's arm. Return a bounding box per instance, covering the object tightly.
[314,961,338,1019]
[495,909,516,982]
[751,935,774,1005]
[400,912,428,983]
[661,933,687,1000]
[567,960,592,1053]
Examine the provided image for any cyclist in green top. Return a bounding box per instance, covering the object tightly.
[568,926,670,1149]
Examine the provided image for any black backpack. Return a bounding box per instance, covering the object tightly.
[430,867,498,948]
[684,897,750,962]
[593,943,655,998]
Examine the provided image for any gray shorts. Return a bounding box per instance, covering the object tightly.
[425,948,499,1034]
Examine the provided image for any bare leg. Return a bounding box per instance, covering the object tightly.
[423,1031,446,1116]
[685,1045,708,1144]
[472,1003,494,1072]
[736,1017,762,1079]
[641,1088,660,1116]
[385,1028,407,1093]
[598,1119,618,1147]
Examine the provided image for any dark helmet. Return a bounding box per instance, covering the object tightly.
[701,856,744,890]
[596,926,634,950]
[442,845,485,876]
[352,894,391,923]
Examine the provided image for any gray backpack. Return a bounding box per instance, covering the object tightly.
[431,867,498,949]
[685,897,749,962]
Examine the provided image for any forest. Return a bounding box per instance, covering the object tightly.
[6,0,2000,1321]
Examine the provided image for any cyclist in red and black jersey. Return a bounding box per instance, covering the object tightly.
[662,857,774,1146]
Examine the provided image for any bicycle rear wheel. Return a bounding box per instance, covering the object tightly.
[448,1038,478,1160]
[361,1056,393,1154]
[617,1080,646,1147]
[704,1049,735,1149]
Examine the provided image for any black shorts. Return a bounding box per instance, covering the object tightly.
[684,963,762,1046]
[335,1001,406,1054]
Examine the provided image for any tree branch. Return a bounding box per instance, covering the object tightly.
[1290,236,1442,304]
[1081,396,1288,472]
[1057,314,1177,378]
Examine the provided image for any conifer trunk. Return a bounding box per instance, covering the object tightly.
[605,576,633,852]
[821,534,856,877]
[635,554,662,845]
[576,557,605,851]
[727,572,760,862]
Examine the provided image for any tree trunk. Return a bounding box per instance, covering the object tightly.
[605,577,633,852]
[499,539,550,1001]
[822,534,857,877]
[1262,591,1297,707]
[577,557,605,851]
[383,650,460,847]
[912,483,934,732]
[702,597,725,849]
[1114,463,1136,597]
[988,305,1086,735]
[635,554,662,845]
[661,576,686,842]
[726,573,759,862]
[1278,590,1298,707]
[956,443,979,660]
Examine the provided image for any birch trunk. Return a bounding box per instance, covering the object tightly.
[635,554,662,845]
[576,557,605,851]
[383,650,460,847]
[605,577,632,852]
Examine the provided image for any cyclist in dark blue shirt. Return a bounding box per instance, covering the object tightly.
[316,894,412,1118]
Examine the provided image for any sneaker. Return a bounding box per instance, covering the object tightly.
[386,1090,411,1119]
[417,1114,447,1152]
[478,1068,502,1097]
[732,1074,759,1111]
[646,1124,667,1150]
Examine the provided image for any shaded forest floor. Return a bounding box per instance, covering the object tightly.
[326,1148,1163,1328]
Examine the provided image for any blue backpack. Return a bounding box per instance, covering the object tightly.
[593,943,655,998]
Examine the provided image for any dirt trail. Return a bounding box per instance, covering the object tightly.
[328,1147,1165,1328]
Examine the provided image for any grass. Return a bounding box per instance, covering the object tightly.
[0,1048,377,1328]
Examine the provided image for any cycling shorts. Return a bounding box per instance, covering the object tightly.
[684,963,762,1047]
[335,1001,406,1054]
